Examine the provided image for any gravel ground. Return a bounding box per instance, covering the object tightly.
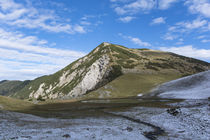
[0,99,209,140]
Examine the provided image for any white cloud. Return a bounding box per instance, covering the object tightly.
[185,0,210,18]
[80,21,91,25]
[119,33,151,47]
[197,35,206,39]
[201,39,210,43]
[119,16,135,23]
[159,45,210,61]
[80,14,105,28]
[159,0,179,10]
[175,38,184,45]
[176,18,207,29]
[151,17,166,25]
[168,26,177,31]
[110,0,130,2]
[179,38,184,42]
[129,37,151,47]
[0,59,62,80]
[124,0,155,11]
[164,18,210,41]
[208,23,210,30]
[74,25,86,33]
[113,0,156,15]
[0,0,21,11]
[0,8,26,20]
[111,0,178,16]
[162,18,210,41]
[163,33,177,40]
[114,7,127,15]
[0,30,84,57]
[0,0,87,34]
[0,28,86,80]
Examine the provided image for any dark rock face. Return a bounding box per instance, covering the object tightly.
[167,108,181,116]
[21,136,32,139]
[62,134,71,138]
[10,137,18,139]
[126,126,133,132]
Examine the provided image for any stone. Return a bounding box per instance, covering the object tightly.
[62,134,71,138]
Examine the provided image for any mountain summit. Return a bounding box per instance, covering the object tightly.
[13,43,210,99]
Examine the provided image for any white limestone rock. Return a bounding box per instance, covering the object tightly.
[29,83,45,99]
[68,54,110,97]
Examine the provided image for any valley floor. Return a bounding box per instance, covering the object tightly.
[0,98,209,140]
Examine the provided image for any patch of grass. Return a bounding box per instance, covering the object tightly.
[110,45,140,60]
[146,62,175,69]
[115,59,138,69]
[0,96,33,111]
[84,73,181,99]
[0,95,184,119]
[193,66,206,72]
[137,48,150,51]
[155,58,168,62]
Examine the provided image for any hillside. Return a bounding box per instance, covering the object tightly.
[0,80,30,96]
[149,70,210,99]
[0,95,32,111]
[12,42,210,100]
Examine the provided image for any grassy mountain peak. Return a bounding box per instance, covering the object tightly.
[11,42,210,100]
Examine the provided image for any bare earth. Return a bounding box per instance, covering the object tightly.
[0,98,209,140]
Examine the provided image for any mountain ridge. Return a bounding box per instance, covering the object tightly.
[0,80,30,96]
[10,42,210,100]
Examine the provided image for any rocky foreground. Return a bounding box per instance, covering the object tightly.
[0,98,209,140]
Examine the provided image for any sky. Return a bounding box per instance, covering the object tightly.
[0,0,210,80]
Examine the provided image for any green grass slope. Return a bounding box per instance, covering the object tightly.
[82,72,181,99]
[0,95,33,111]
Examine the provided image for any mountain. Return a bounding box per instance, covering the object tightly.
[0,80,30,96]
[12,42,210,100]
[148,70,210,99]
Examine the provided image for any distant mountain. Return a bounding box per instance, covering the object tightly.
[12,42,210,99]
[0,80,30,96]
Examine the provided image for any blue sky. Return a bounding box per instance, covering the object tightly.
[0,0,210,80]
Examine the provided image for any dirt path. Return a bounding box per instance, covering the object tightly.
[103,111,165,140]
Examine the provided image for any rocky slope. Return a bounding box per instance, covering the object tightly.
[148,70,210,99]
[12,42,210,99]
[1,96,209,140]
